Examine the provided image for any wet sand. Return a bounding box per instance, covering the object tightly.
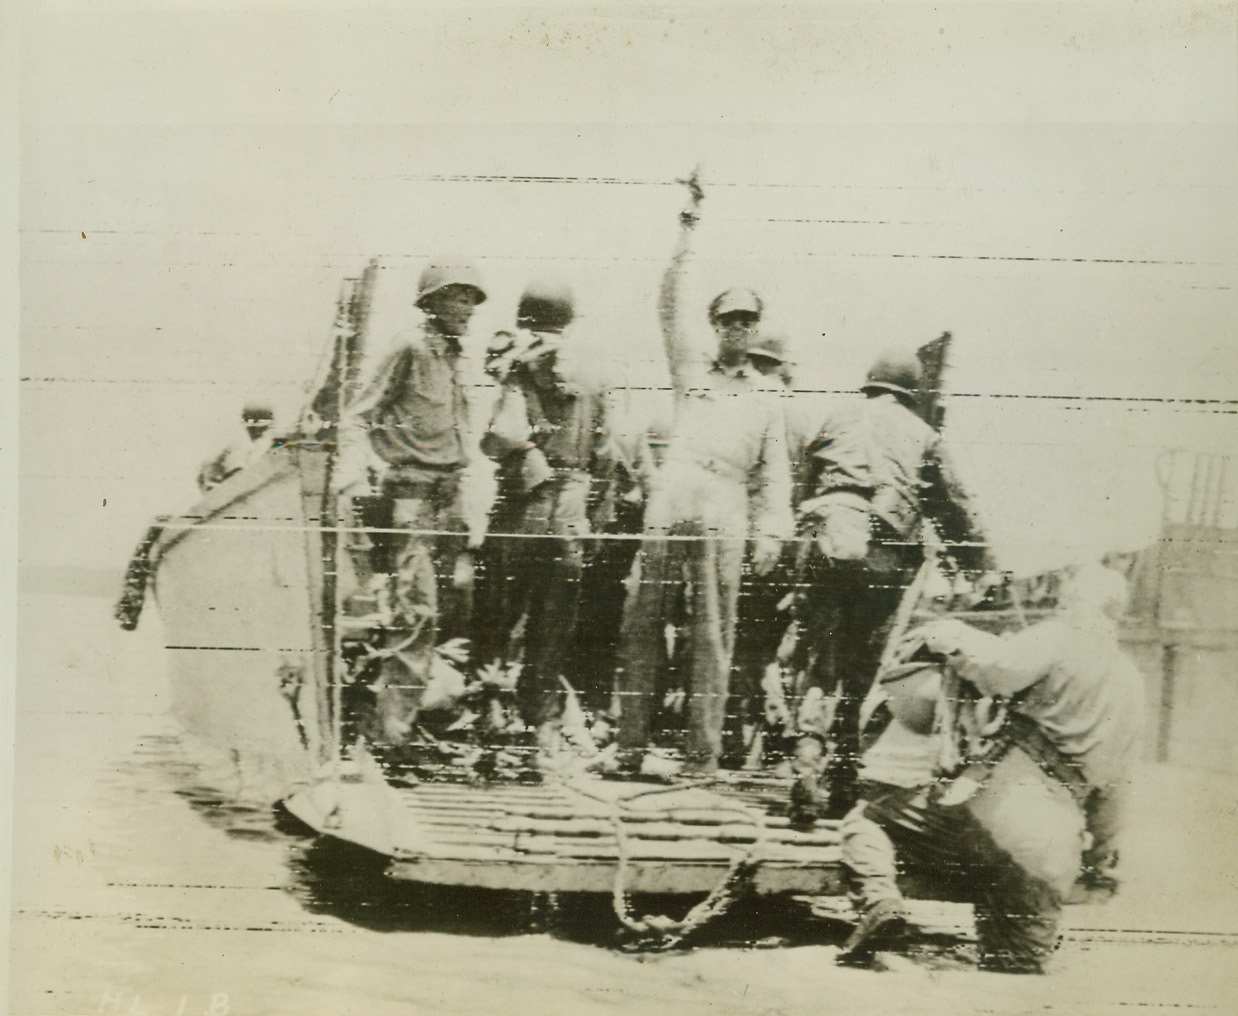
[9,589,1238,1015]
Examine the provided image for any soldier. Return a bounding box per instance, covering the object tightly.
[612,178,793,779]
[197,401,276,492]
[794,348,991,817]
[745,330,795,389]
[480,279,614,760]
[569,412,666,721]
[334,262,487,747]
[728,329,807,765]
[470,327,533,671]
[838,564,1146,972]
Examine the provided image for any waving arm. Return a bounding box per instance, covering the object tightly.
[658,168,704,401]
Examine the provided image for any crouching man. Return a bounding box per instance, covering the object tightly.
[839,563,1145,972]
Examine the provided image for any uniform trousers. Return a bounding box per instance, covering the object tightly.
[571,497,643,716]
[796,540,919,815]
[730,553,793,757]
[369,467,470,743]
[842,746,1085,973]
[616,520,745,773]
[484,472,591,728]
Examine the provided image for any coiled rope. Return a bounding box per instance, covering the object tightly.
[569,776,771,950]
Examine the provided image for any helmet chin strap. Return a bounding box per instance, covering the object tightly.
[426,314,466,346]
[714,341,749,370]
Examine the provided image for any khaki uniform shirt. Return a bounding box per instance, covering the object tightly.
[948,617,1146,793]
[652,361,794,540]
[481,333,612,498]
[652,227,793,542]
[800,393,991,570]
[338,324,474,486]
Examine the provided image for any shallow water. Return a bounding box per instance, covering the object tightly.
[10,589,1238,1015]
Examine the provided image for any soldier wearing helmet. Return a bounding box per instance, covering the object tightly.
[413,263,488,339]
[241,401,275,439]
[197,401,277,493]
[334,260,487,750]
[791,343,992,817]
[836,563,1144,972]
[861,349,923,402]
[611,173,793,780]
[707,287,764,368]
[478,278,614,763]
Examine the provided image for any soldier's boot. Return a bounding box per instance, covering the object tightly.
[835,898,909,967]
[597,747,644,781]
[532,719,563,775]
[598,749,682,783]
[787,734,830,826]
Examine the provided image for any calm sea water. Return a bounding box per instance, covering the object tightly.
[9,589,1238,1016]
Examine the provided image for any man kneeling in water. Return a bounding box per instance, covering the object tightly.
[839,564,1145,972]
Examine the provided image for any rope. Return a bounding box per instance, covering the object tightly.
[567,777,770,950]
[113,518,168,630]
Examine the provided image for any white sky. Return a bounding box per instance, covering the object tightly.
[13,0,1238,576]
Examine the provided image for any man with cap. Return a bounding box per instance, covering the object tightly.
[794,347,991,817]
[197,401,276,492]
[479,278,615,761]
[335,262,487,748]
[612,176,793,779]
[745,330,795,390]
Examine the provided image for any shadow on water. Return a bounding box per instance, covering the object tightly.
[280,826,854,950]
[119,731,861,951]
[281,834,588,938]
[172,784,302,845]
[272,834,971,961]
[113,733,301,846]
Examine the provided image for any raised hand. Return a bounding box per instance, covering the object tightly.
[675,165,704,228]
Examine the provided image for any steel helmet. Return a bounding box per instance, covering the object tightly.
[415,263,487,309]
[240,401,274,423]
[517,278,574,332]
[862,348,923,399]
[879,661,941,735]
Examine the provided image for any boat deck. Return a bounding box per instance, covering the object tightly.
[284,767,845,896]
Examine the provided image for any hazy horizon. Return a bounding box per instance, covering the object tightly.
[17,3,1238,578]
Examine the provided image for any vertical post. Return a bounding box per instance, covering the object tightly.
[342,260,379,406]
[318,278,357,768]
[314,263,379,770]
[1205,454,1224,528]
[1157,641,1177,763]
[1185,453,1204,527]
